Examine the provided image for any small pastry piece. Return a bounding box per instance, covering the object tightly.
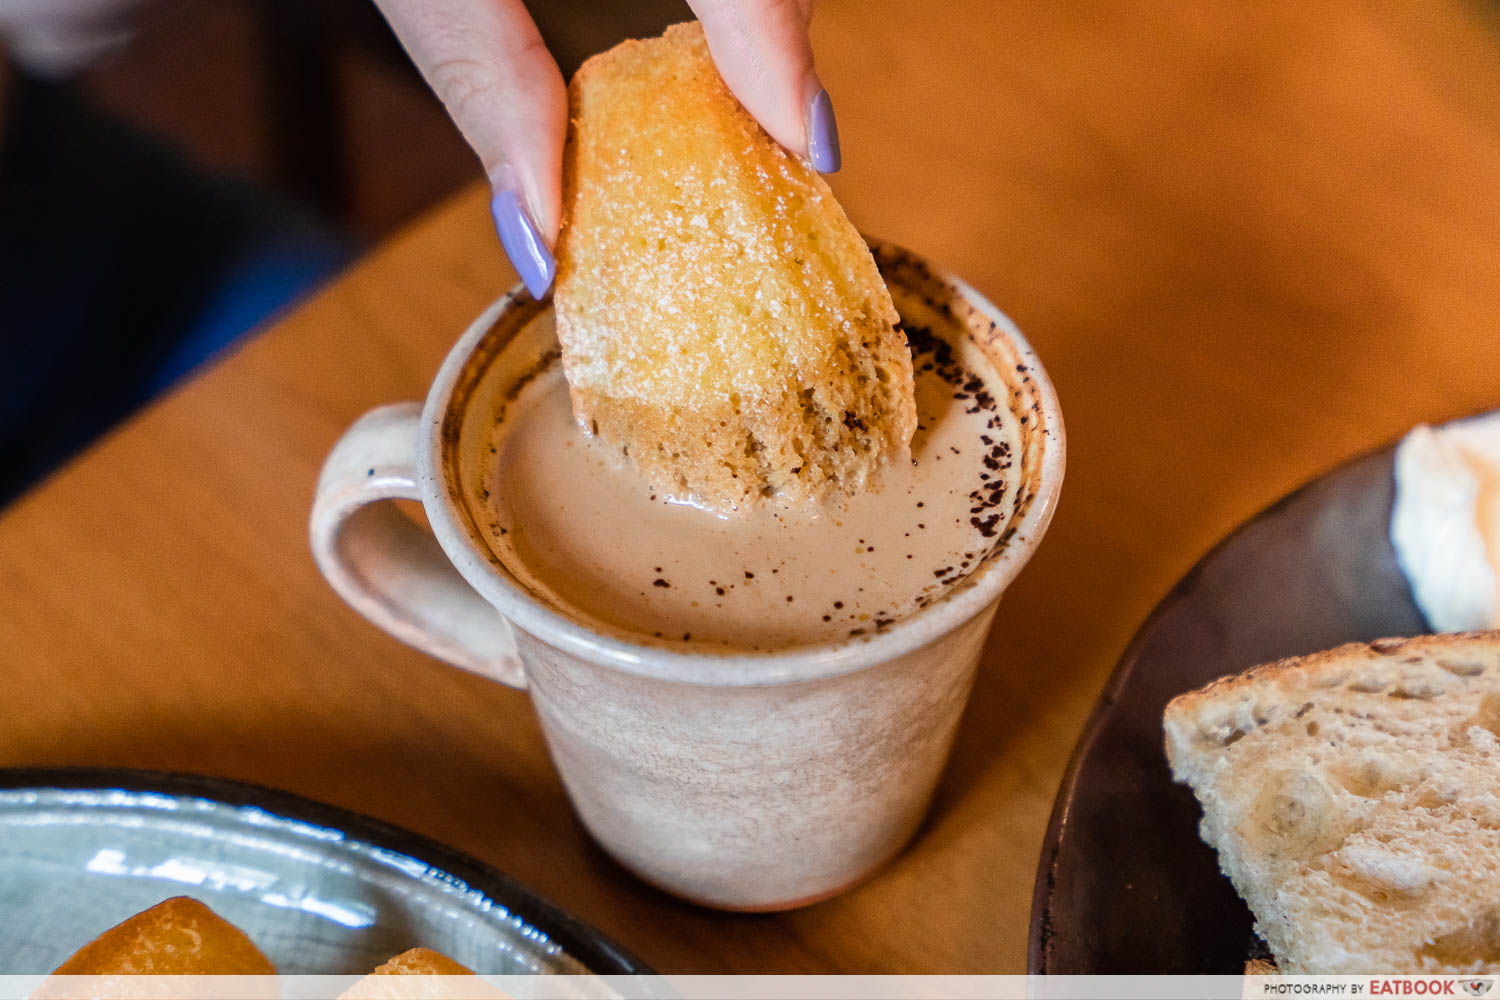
[51,896,275,974]
[362,949,473,977]
[340,948,509,1000]
[555,21,916,510]
[1164,632,1500,974]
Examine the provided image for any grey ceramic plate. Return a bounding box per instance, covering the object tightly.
[0,769,650,975]
[1029,442,1430,972]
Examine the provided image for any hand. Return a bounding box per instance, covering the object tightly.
[371,0,839,298]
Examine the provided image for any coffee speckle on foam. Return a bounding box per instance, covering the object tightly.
[484,314,1026,652]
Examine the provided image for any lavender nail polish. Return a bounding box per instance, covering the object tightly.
[807,89,842,174]
[491,188,555,298]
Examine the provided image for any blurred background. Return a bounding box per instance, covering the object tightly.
[0,0,690,504]
[66,0,707,236]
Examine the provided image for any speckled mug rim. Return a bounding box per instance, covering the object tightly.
[417,240,1065,687]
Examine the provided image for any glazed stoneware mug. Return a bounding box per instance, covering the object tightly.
[310,243,1064,910]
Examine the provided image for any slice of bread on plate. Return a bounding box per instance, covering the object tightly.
[1163,631,1500,974]
[50,895,275,975]
[555,22,916,511]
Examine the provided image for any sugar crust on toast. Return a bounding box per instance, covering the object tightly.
[554,22,916,510]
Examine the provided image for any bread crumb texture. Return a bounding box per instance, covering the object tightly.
[554,21,916,510]
[51,896,275,974]
[1164,631,1500,974]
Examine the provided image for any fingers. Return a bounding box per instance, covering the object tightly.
[373,0,563,294]
[377,0,836,296]
[687,0,839,172]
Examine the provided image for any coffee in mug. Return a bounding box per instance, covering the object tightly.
[482,277,1025,652]
[310,241,1063,909]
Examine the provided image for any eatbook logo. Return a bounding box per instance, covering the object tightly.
[1461,981,1494,997]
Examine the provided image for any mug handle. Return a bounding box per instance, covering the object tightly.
[309,402,527,689]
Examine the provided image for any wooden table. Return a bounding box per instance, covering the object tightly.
[3,0,1499,974]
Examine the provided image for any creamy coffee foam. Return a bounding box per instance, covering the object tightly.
[479,303,1025,653]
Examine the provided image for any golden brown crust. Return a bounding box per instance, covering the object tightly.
[555,22,915,510]
[366,948,474,977]
[52,896,275,975]
[1165,631,1500,729]
[341,948,510,1000]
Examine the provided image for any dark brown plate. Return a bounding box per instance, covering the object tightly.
[1028,443,1427,973]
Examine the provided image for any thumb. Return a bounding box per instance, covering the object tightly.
[686,0,839,172]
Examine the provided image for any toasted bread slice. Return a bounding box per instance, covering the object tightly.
[554,21,916,510]
[340,948,510,1000]
[51,896,274,974]
[1164,631,1500,974]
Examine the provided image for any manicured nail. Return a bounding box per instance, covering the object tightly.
[490,188,555,298]
[807,88,841,173]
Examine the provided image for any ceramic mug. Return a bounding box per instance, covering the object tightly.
[309,242,1064,910]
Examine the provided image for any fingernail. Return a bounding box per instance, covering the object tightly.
[490,188,555,298]
[807,88,841,174]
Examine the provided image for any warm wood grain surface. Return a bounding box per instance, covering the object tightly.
[3,0,1499,973]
